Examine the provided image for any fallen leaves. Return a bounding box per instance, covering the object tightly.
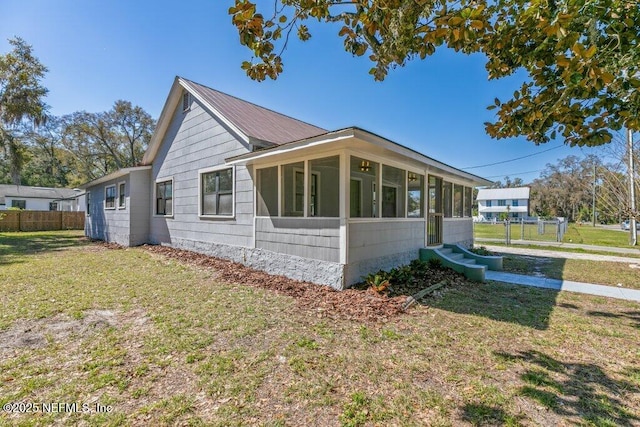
[141,244,407,323]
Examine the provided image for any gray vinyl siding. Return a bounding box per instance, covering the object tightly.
[255,217,341,262]
[443,218,473,247]
[149,95,254,247]
[129,169,151,246]
[348,220,425,263]
[85,178,131,246]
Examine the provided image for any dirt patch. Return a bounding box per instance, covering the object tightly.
[0,310,119,353]
[517,255,555,277]
[141,245,467,323]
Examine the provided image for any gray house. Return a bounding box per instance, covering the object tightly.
[82,77,490,289]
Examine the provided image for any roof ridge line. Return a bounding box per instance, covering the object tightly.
[179,76,327,132]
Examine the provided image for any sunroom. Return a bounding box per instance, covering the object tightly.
[228,127,490,287]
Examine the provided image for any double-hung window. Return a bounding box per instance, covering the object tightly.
[156,180,173,216]
[118,182,126,209]
[200,167,234,217]
[105,185,116,209]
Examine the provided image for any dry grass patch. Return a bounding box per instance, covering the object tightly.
[1,232,639,426]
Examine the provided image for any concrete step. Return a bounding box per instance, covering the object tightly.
[460,258,477,265]
[439,248,453,255]
[448,253,464,261]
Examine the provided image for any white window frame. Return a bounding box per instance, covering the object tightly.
[198,165,235,219]
[117,181,126,209]
[104,185,116,210]
[154,177,174,218]
[308,170,321,217]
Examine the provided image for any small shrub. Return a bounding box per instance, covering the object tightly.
[364,273,390,294]
[427,258,443,269]
[469,246,495,256]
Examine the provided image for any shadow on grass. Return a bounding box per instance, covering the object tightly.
[461,403,524,426]
[494,350,640,426]
[587,310,640,329]
[0,231,87,265]
[431,280,559,330]
[501,253,566,279]
[428,251,567,330]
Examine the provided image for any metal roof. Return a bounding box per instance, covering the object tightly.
[182,78,327,145]
[477,187,531,201]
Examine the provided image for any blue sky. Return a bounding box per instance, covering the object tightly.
[0,0,606,183]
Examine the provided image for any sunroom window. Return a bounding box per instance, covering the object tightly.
[382,165,406,217]
[453,184,463,217]
[257,166,278,216]
[464,187,473,217]
[309,156,339,217]
[443,181,453,218]
[282,161,305,216]
[407,173,424,218]
[350,156,378,218]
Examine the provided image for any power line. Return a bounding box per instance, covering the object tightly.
[483,169,543,179]
[461,145,563,170]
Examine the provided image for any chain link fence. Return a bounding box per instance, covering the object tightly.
[475,218,568,244]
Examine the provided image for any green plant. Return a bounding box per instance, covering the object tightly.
[364,273,390,294]
[427,258,443,269]
[387,265,413,285]
[469,246,494,256]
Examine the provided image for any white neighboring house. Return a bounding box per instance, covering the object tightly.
[476,187,530,221]
[0,185,85,211]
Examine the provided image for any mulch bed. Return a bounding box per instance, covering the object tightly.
[98,242,468,323]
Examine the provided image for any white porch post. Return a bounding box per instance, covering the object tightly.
[424,167,429,248]
[339,152,348,264]
[303,159,309,217]
[277,165,282,217]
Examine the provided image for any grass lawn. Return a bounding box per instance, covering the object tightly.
[502,255,640,289]
[562,224,632,247]
[1,231,639,426]
[475,222,637,249]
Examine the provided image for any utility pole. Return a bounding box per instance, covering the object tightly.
[592,162,596,227]
[629,128,637,246]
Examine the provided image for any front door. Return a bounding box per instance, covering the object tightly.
[427,175,443,245]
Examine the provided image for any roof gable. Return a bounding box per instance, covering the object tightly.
[183,78,326,145]
[142,77,327,165]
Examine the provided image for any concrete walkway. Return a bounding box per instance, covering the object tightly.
[485,270,640,302]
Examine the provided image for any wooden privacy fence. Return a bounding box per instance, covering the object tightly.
[0,211,85,232]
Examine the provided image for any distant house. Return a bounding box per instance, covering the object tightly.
[476,187,530,221]
[82,77,490,289]
[0,185,85,212]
